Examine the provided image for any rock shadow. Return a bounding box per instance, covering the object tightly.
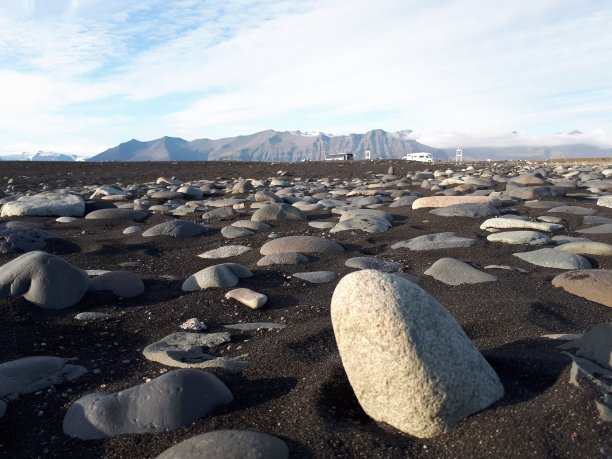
[220,376,298,412]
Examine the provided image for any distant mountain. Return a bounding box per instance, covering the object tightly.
[0,151,77,161]
[462,144,612,161]
[88,129,449,162]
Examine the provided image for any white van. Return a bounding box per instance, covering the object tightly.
[402,152,434,162]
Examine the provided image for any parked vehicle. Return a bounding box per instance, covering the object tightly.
[325,153,354,161]
[402,152,434,162]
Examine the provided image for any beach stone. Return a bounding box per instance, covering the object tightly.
[182,264,252,291]
[142,220,208,237]
[552,270,612,307]
[412,195,501,210]
[220,226,254,239]
[596,195,612,208]
[122,225,142,234]
[293,271,336,283]
[584,215,612,225]
[201,207,235,221]
[513,248,591,269]
[486,231,552,245]
[345,257,403,272]
[255,190,283,203]
[548,206,596,216]
[330,215,392,233]
[339,209,393,222]
[143,332,247,372]
[177,186,204,198]
[149,190,183,200]
[308,221,335,229]
[225,288,267,309]
[75,312,112,321]
[505,185,565,200]
[198,245,252,259]
[537,215,564,224]
[0,226,53,254]
[260,236,343,255]
[85,208,148,221]
[257,252,309,266]
[180,318,207,331]
[89,186,126,200]
[251,203,306,222]
[430,203,500,218]
[0,356,87,402]
[0,251,89,309]
[56,216,76,223]
[155,430,289,459]
[558,323,612,367]
[391,232,476,251]
[231,220,270,231]
[63,369,233,439]
[524,200,564,209]
[424,258,497,285]
[556,241,612,256]
[480,218,564,232]
[330,270,504,438]
[577,223,612,234]
[1,192,85,217]
[223,322,286,331]
[552,235,593,245]
[389,195,419,208]
[88,271,145,298]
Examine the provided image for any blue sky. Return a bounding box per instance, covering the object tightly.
[1,0,611,154]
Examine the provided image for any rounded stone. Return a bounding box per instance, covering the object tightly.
[331,270,504,438]
[182,264,252,291]
[260,236,343,255]
[198,245,252,259]
[424,258,497,285]
[88,271,145,298]
[85,208,148,221]
[486,231,552,245]
[251,203,307,222]
[412,196,501,210]
[142,220,208,238]
[513,248,592,269]
[552,269,612,307]
[1,192,85,217]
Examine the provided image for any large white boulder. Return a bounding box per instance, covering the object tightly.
[331,270,504,438]
[1,192,85,217]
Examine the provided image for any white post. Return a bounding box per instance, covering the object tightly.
[455,147,463,164]
[365,150,371,160]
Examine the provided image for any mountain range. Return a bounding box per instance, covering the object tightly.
[87,129,448,162]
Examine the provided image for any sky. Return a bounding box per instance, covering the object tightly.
[1,0,611,155]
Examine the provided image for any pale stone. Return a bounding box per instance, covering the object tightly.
[1,192,85,217]
[225,288,267,309]
[480,218,564,232]
[412,195,501,210]
[552,269,612,307]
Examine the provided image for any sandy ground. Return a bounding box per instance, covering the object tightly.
[0,159,611,458]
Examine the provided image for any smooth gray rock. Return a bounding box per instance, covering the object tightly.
[558,323,612,368]
[257,252,309,266]
[0,251,90,309]
[260,236,343,255]
[0,226,53,254]
[182,263,252,291]
[583,215,612,225]
[391,232,476,251]
[308,221,336,229]
[331,270,504,438]
[292,271,336,283]
[198,245,252,259]
[429,203,500,218]
[513,248,592,269]
[480,218,564,232]
[339,209,393,223]
[63,369,233,439]
[142,220,208,237]
[345,257,403,272]
[85,208,148,221]
[486,231,552,245]
[155,430,289,459]
[0,356,87,401]
[424,258,497,285]
[220,226,254,239]
[251,203,306,222]
[577,223,612,234]
[330,215,392,233]
[548,206,596,216]
[231,220,271,231]
[1,192,85,217]
[143,332,248,373]
[75,312,112,321]
[88,271,145,298]
[389,195,419,208]
[202,206,235,221]
[122,225,142,234]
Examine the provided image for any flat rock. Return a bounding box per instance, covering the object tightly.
[480,218,564,232]
[583,215,612,225]
[142,220,208,237]
[330,215,392,233]
[558,323,612,367]
[524,200,565,209]
[85,208,148,221]
[391,232,476,251]
[257,252,309,266]
[201,207,235,221]
[0,251,90,309]
[345,257,403,272]
[220,226,254,239]
[486,231,552,245]
[292,271,336,283]
[75,312,112,321]
[231,220,270,231]
[1,192,85,217]
[412,195,501,210]
[143,332,247,372]
[260,236,343,255]
[182,263,252,291]
[223,322,286,331]
[513,248,591,269]
[251,203,307,222]
[430,203,500,218]
[596,195,612,208]
[424,258,497,285]
[198,245,252,259]
[225,288,267,309]
[0,226,53,254]
[331,270,504,438]
[555,241,612,256]
[547,206,597,216]
[155,430,289,459]
[308,221,335,229]
[88,271,145,298]
[552,270,612,307]
[0,356,87,402]
[63,369,233,439]
[576,223,612,234]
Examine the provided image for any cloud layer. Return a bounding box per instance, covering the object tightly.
[1,0,611,154]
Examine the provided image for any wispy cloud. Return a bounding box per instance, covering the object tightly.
[0,0,611,154]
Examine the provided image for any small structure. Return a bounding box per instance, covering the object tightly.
[456,148,463,164]
[325,153,354,161]
[364,150,371,160]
